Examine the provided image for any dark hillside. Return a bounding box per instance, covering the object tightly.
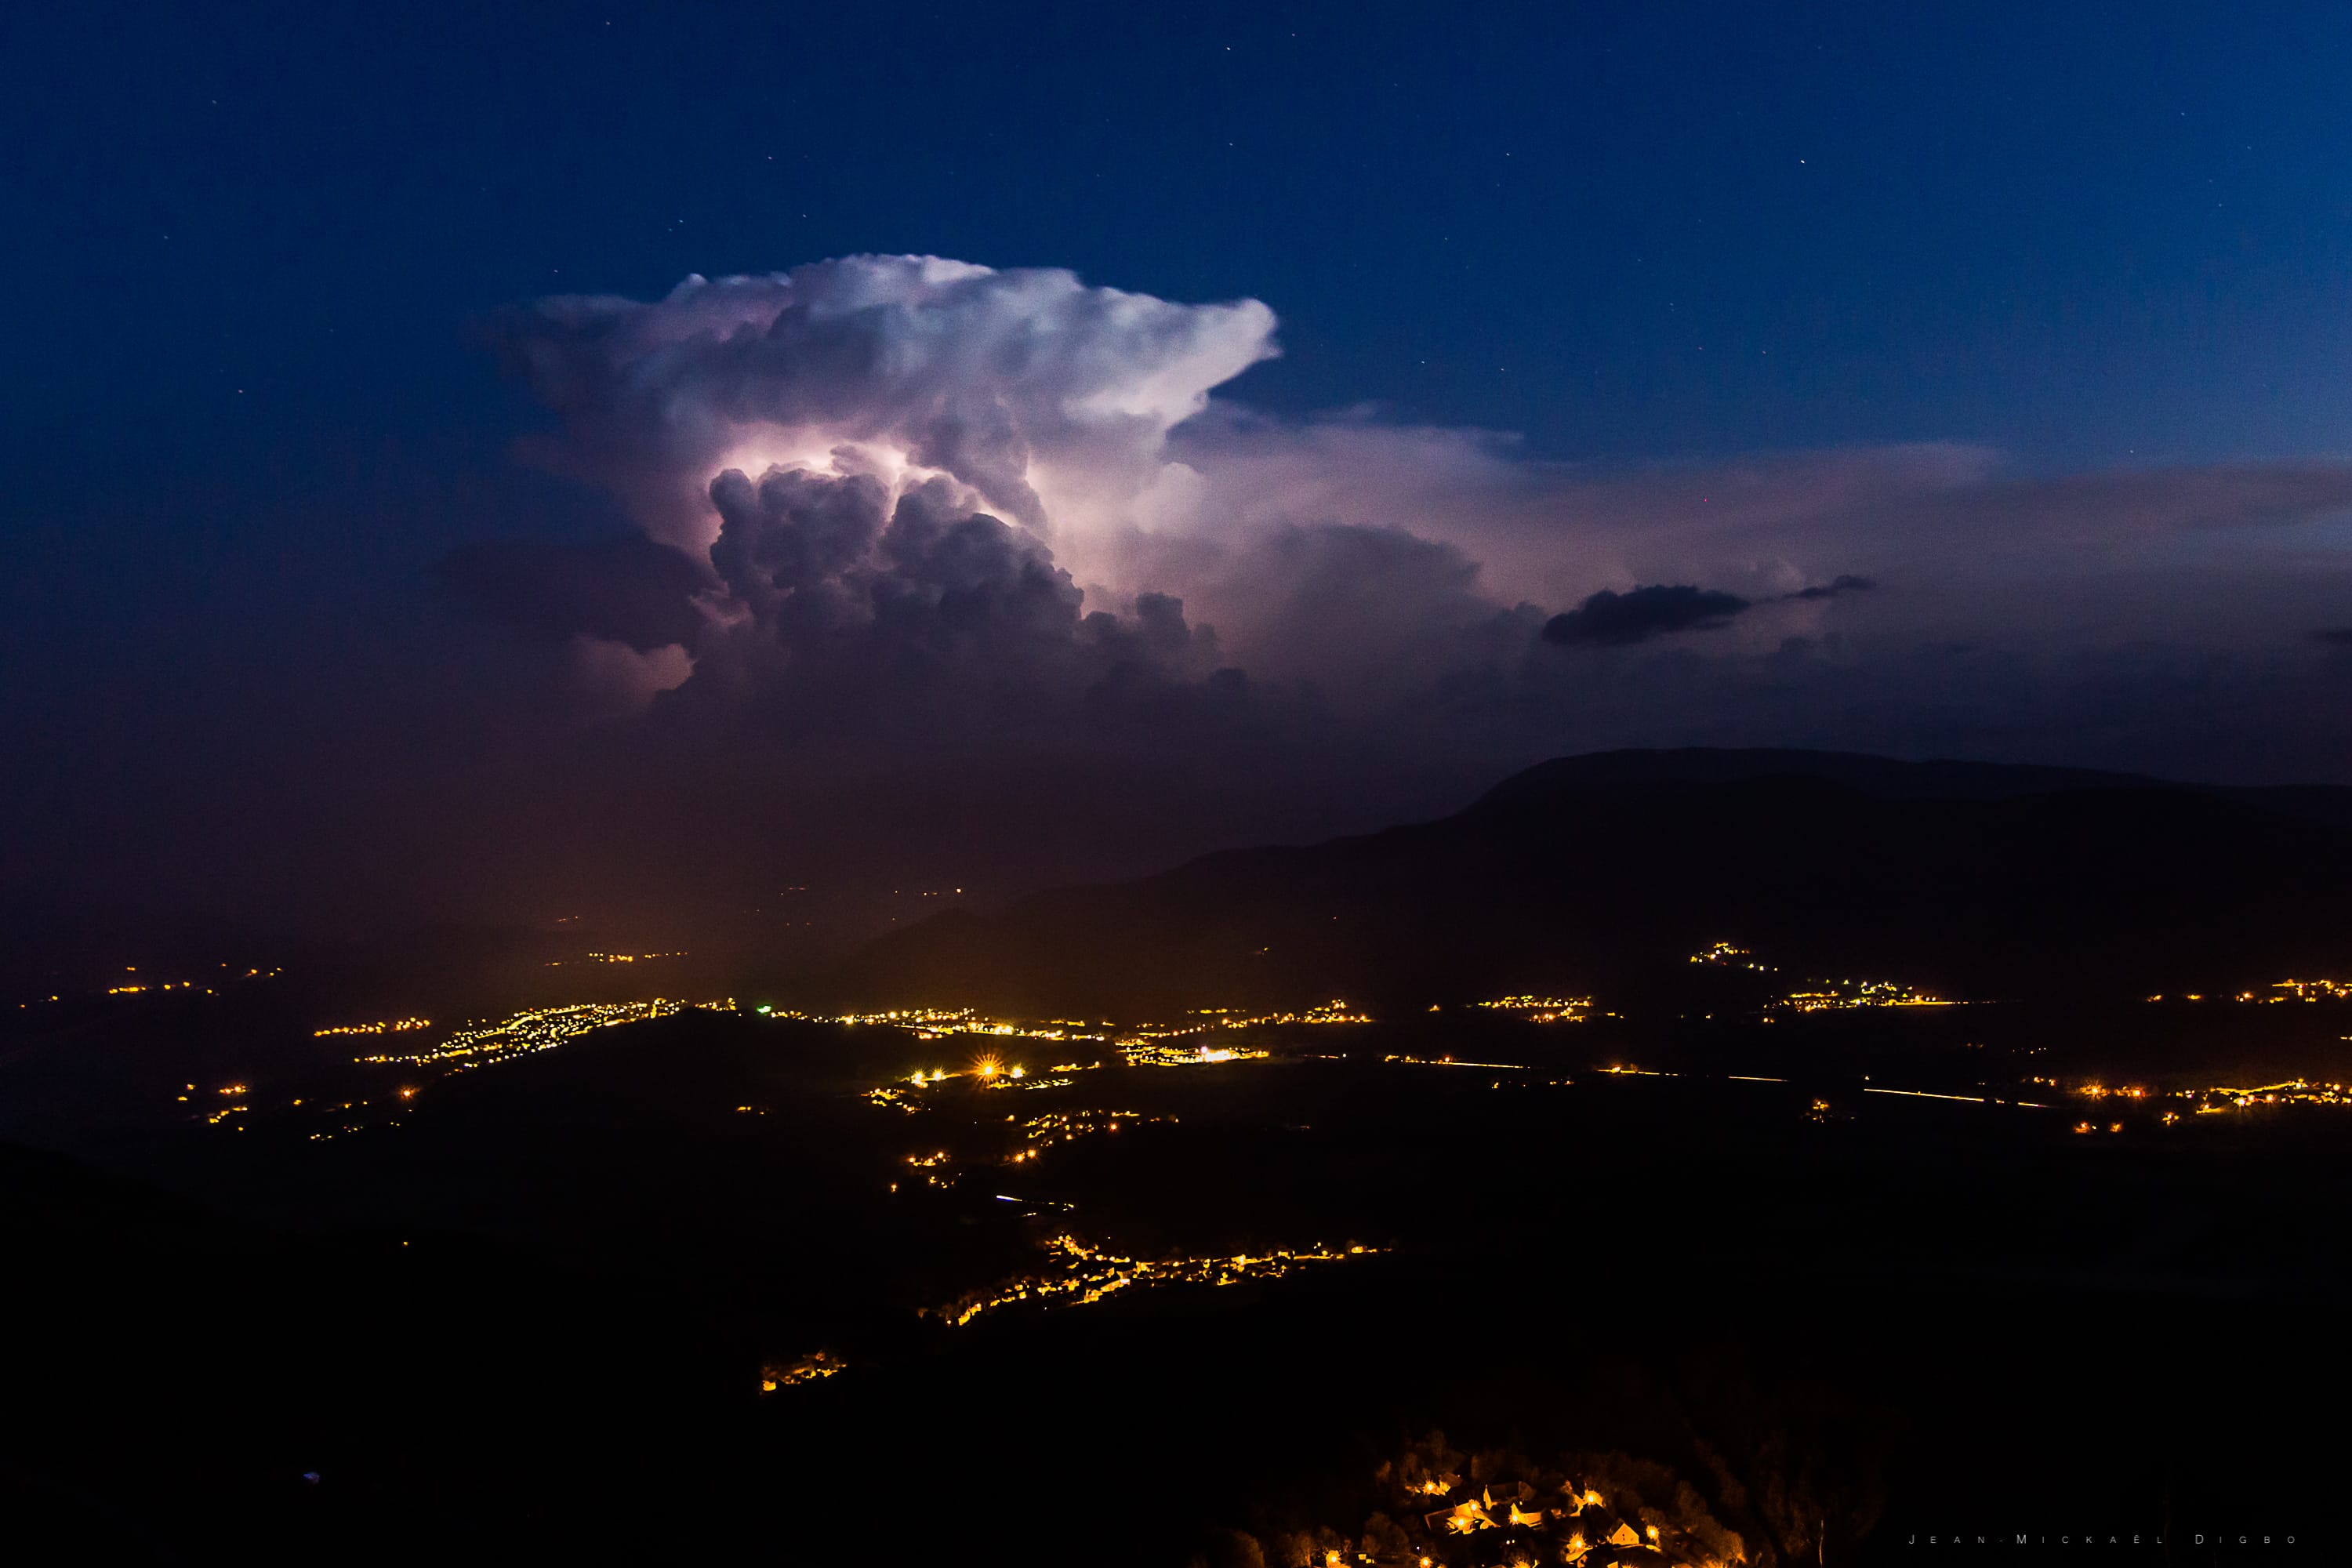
[822,752,2352,1015]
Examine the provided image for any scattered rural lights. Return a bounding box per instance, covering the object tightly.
[929,1232,1381,1327]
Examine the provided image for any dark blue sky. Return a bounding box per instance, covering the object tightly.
[5,2,2350,931]
[10,1,2348,479]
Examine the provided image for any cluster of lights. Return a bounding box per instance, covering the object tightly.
[1475,996,1592,1023]
[1269,1443,1727,1568]
[1776,977,1950,1013]
[354,999,725,1069]
[103,973,243,1001]
[93,964,278,1001]
[931,1233,1377,1328]
[2151,981,2352,1004]
[781,1006,1116,1046]
[547,951,688,967]
[889,1103,1171,1189]
[1689,941,1774,971]
[1222,999,1370,1027]
[1305,1000,1372,1025]
[782,999,1366,1062]
[2258,978,2352,1002]
[2186,1078,2352,1113]
[2050,1076,2352,1122]
[895,1056,1050,1090]
[865,1051,1093,1120]
[1685,946,1947,1014]
[1421,1486,1639,1541]
[1118,1001,1370,1044]
[292,996,732,1139]
[864,1050,1167,1186]
[1003,1108,1165,1164]
[757,1349,844,1393]
[1120,1042,1272,1068]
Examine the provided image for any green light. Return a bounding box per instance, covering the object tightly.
[757,1004,772,1014]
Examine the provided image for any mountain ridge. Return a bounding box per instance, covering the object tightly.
[816,749,2352,1016]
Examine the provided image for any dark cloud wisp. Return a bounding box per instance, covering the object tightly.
[1541,585,1755,648]
[1788,574,1878,601]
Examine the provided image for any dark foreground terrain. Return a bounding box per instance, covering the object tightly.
[7,752,2348,1563]
[5,996,2346,1565]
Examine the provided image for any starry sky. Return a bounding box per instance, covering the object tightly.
[5,1,2350,942]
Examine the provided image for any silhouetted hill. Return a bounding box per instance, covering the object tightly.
[820,750,2352,1016]
[1479,746,2352,831]
[1473,747,2155,806]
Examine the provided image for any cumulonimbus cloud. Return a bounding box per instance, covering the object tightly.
[491,255,1276,572]
[683,463,1225,744]
[466,253,2352,785]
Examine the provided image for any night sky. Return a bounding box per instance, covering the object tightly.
[6,1,2350,942]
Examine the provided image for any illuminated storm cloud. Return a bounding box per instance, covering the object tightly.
[493,254,1276,568]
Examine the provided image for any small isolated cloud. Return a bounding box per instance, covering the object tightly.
[2314,627,2352,646]
[1786,574,1877,601]
[1541,584,1753,648]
